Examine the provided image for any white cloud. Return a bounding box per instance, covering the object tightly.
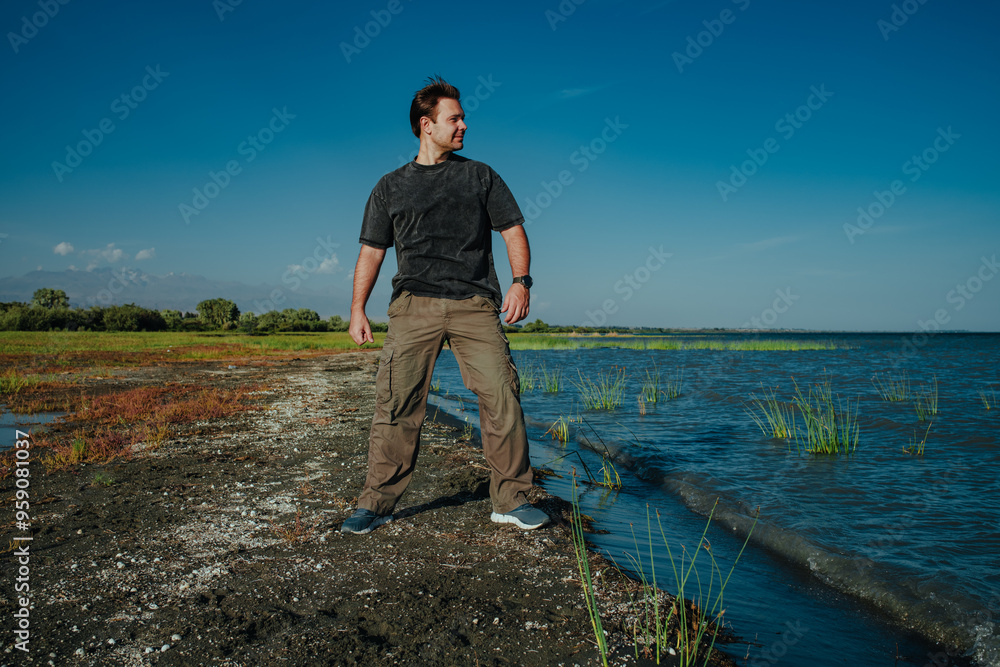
[135,247,156,261]
[54,241,74,255]
[82,243,124,268]
[317,255,339,274]
[286,254,340,279]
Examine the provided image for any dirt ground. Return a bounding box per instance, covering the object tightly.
[1,351,740,666]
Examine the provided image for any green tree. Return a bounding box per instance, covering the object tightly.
[196,298,240,329]
[328,315,348,332]
[31,288,69,309]
[522,318,550,333]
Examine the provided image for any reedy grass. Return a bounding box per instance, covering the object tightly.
[539,364,563,392]
[518,363,537,393]
[569,474,609,666]
[792,378,859,455]
[905,422,932,456]
[979,388,997,411]
[745,384,797,440]
[872,371,909,401]
[547,416,570,443]
[913,375,939,421]
[640,367,663,404]
[574,367,627,410]
[624,501,758,665]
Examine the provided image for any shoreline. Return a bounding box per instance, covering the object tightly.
[1,351,738,666]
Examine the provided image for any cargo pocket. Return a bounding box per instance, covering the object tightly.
[504,353,521,399]
[375,349,393,406]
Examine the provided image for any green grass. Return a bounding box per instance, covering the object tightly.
[792,378,859,455]
[518,363,537,393]
[569,476,609,666]
[547,416,570,443]
[745,384,797,440]
[539,364,563,392]
[905,422,932,456]
[574,368,627,410]
[913,375,939,421]
[623,501,758,665]
[507,334,840,352]
[872,371,909,402]
[979,388,997,411]
[0,330,384,357]
[0,370,45,394]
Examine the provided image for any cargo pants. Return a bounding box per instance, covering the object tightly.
[358,291,534,516]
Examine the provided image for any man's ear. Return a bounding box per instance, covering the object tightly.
[419,115,432,135]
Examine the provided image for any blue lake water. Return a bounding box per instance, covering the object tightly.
[427,333,1000,667]
[0,409,64,451]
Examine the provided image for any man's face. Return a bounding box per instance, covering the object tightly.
[425,97,466,152]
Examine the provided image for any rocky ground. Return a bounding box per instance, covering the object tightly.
[1,351,739,666]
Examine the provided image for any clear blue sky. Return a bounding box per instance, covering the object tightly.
[2,0,998,330]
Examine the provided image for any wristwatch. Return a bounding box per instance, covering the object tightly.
[512,275,533,289]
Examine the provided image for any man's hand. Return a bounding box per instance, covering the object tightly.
[501,283,530,324]
[349,310,374,346]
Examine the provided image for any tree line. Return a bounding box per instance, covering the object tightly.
[0,289,373,334]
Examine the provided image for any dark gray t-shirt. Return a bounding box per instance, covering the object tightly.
[359,154,524,303]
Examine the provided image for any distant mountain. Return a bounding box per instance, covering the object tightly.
[0,268,351,318]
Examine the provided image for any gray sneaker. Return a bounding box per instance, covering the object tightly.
[340,508,393,534]
[491,503,550,530]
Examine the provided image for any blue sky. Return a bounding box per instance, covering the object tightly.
[1,0,998,330]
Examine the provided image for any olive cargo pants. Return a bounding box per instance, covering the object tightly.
[358,292,534,515]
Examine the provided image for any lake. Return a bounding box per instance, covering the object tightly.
[428,332,999,667]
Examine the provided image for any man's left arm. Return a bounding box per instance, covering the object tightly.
[499,224,530,324]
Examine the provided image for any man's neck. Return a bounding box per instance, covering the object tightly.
[415,142,451,166]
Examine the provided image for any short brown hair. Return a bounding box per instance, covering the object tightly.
[410,76,461,138]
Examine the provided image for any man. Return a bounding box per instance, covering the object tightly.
[341,76,549,534]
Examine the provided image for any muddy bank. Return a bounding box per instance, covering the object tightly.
[1,352,738,666]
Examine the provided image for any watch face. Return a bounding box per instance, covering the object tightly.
[518,276,533,289]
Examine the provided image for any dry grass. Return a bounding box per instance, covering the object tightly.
[35,383,261,471]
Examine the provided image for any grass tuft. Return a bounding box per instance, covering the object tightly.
[913,375,939,421]
[574,367,627,410]
[540,364,563,393]
[905,422,932,456]
[872,371,909,402]
[570,473,610,666]
[623,501,758,665]
[792,377,859,455]
[745,384,797,440]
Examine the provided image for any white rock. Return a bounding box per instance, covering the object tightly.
[161,644,170,652]
[171,634,182,641]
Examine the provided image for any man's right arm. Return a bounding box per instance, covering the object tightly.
[349,244,386,345]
